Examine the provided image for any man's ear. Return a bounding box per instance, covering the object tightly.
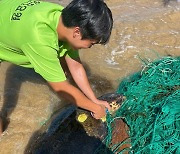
[73,27,82,39]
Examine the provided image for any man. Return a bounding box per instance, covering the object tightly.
[0,0,113,135]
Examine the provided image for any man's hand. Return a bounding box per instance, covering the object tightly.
[92,104,107,119]
[93,99,111,111]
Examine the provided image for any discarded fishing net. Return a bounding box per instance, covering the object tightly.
[96,56,180,154]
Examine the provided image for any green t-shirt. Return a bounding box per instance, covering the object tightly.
[0,0,79,82]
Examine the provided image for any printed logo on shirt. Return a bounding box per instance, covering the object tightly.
[11,1,41,21]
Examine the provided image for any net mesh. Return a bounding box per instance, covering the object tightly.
[96,56,180,154]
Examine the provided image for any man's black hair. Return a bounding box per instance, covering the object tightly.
[61,0,113,44]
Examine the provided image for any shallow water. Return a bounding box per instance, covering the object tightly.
[0,0,180,153]
[80,0,180,91]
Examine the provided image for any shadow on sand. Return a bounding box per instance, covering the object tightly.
[0,64,47,131]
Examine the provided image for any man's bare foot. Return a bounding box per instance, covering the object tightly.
[0,117,3,136]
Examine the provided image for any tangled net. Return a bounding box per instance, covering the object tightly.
[96,56,180,154]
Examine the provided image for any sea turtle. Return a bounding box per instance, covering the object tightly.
[25,93,130,154]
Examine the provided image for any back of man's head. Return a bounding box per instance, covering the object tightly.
[62,0,113,45]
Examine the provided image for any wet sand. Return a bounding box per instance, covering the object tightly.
[0,0,180,153]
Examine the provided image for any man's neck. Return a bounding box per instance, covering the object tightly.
[57,16,67,41]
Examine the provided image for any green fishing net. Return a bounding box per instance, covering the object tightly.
[96,56,180,154]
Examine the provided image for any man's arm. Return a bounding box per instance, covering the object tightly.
[65,56,110,110]
[48,80,106,119]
